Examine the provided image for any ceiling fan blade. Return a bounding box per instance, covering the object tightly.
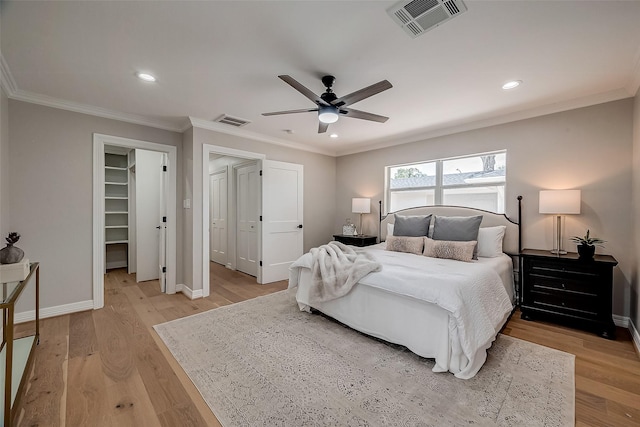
[340,107,389,123]
[318,122,329,133]
[278,75,328,106]
[262,108,318,116]
[333,80,392,108]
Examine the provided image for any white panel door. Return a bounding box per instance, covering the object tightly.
[236,163,259,277]
[261,160,303,284]
[210,168,228,265]
[135,149,163,283]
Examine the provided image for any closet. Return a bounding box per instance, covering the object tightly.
[104,146,165,285]
[104,150,130,270]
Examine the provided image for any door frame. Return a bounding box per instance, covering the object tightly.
[93,133,178,309]
[202,144,265,298]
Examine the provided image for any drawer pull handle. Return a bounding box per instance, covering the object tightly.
[561,283,566,289]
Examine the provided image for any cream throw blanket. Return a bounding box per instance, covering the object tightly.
[290,241,381,304]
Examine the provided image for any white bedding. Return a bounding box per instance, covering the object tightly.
[289,243,515,379]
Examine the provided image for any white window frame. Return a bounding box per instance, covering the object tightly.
[384,150,506,214]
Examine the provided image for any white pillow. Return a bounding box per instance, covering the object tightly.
[387,223,394,237]
[477,226,506,258]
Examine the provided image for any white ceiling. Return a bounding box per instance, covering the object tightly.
[2,1,640,156]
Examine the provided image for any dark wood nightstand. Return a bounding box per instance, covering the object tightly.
[332,234,377,247]
[520,249,618,339]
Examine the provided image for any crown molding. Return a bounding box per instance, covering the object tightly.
[10,88,185,132]
[627,45,640,96]
[0,53,18,96]
[188,117,337,157]
[336,87,633,157]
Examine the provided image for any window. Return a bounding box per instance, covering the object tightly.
[386,151,506,213]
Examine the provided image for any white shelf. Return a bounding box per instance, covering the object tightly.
[105,151,130,273]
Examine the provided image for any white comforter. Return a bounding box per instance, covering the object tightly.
[289,244,514,379]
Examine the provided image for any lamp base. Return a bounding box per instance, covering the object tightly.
[550,249,567,255]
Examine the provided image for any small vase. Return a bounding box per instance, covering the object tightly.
[0,244,24,264]
[577,244,595,260]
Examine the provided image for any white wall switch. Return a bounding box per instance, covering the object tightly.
[183,199,191,209]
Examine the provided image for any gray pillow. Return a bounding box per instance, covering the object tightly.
[393,214,432,237]
[432,215,483,259]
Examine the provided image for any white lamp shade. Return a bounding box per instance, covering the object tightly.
[352,198,371,214]
[539,190,581,214]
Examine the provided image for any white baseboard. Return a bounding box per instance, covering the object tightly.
[175,283,184,292]
[179,284,203,300]
[613,314,629,328]
[629,318,640,356]
[15,299,94,324]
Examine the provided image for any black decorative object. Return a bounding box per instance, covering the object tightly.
[569,229,605,260]
[0,232,25,264]
[577,244,596,260]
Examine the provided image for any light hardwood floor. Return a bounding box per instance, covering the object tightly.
[13,263,640,426]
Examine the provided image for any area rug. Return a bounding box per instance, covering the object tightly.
[154,290,575,426]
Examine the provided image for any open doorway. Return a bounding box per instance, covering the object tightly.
[208,154,260,276]
[93,134,177,310]
[201,144,305,298]
[202,146,264,298]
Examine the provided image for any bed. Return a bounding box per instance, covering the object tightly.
[288,198,521,379]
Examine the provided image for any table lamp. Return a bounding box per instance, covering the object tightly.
[352,198,371,236]
[539,190,581,254]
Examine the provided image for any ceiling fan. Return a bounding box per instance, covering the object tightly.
[262,75,392,133]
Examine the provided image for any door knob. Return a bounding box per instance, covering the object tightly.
[156,226,162,229]
[297,224,303,229]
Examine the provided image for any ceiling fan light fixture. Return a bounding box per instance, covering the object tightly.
[318,106,339,124]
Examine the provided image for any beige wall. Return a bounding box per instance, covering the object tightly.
[336,99,634,317]
[8,100,183,310]
[181,126,336,292]
[632,89,640,333]
[182,127,194,290]
[0,87,8,237]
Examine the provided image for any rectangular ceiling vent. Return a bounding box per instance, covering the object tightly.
[387,0,467,38]
[213,114,251,127]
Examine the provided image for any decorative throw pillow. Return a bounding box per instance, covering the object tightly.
[393,214,432,237]
[477,226,506,258]
[432,215,483,259]
[386,235,424,255]
[423,237,476,262]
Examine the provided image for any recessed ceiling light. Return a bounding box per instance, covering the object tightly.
[502,80,522,90]
[136,72,156,82]
[329,133,338,138]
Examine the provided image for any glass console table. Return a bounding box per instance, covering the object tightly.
[1,262,39,426]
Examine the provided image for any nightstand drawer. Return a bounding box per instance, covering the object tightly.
[528,273,599,296]
[529,290,599,317]
[528,259,603,280]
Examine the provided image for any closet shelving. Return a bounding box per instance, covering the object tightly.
[105,152,129,269]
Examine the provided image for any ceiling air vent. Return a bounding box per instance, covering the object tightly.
[387,0,467,38]
[213,114,251,127]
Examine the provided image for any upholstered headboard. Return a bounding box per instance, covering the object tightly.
[379,196,522,256]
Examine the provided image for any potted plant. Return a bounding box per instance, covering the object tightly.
[569,229,605,260]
